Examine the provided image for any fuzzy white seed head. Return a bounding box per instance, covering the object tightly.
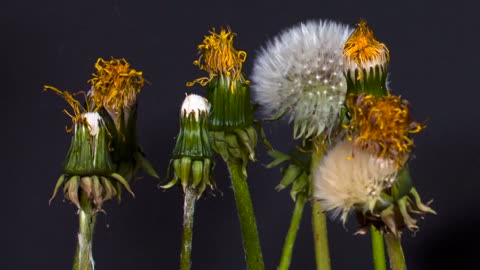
[181,94,210,119]
[313,139,398,222]
[82,112,103,137]
[252,20,352,138]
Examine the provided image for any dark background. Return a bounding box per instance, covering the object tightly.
[2,0,478,269]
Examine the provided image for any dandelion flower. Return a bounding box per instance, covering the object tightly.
[345,93,424,166]
[87,58,158,181]
[88,57,145,128]
[187,28,247,89]
[252,20,352,139]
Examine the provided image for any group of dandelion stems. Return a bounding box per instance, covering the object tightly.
[47,19,435,270]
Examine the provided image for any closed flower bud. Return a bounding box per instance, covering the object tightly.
[343,19,389,96]
[252,20,352,139]
[63,112,114,175]
[163,94,215,197]
[45,86,134,210]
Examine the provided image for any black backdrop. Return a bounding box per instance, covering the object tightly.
[2,0,479,269]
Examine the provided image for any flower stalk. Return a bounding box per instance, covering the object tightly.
[180,187,197,270]
[312,200,331,270]
[371,226,387,270]
[384,233,407,270]
[227,161,265,270]
[311,142,331,270]
[267,145,310,269]
[278,194,306,270]
[73,190,97,270]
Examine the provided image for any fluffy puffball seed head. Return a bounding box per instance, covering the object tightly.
[181,94,210,119]
[313,139,398,222]
[82,112,103,137]
[252,20,352,138]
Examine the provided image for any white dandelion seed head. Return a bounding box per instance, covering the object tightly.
[82,112,103,137]
[181,93,210,119]
[252,20,352,138]
[313,139,398,221]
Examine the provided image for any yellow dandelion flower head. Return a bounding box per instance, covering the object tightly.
[345,93,424,165]
[187,28,247,87]
[44,85,89,132]
[343,19,389,74]
[88,58,145,113]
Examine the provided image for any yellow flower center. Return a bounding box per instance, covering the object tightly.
[187,28,247,90]
[88,58,145,113]
[343,19,390,78]
[345,94,424,166]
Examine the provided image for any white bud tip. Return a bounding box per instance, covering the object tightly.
[181,94,210,118]
[82,112,102,136]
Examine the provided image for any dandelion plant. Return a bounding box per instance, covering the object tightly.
[186,28,265,269]
[252,20,351,270]
[47,58,157,270]
[162,94,215,270]
[314,19,436,270]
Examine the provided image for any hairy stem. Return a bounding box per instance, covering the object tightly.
[371,226,387,270]
[227,161,265,270]
[180,187,197,270]
[278,194,306,270]
[73,190,96,270]
[311,200,331,270]
[384,233,407,270]
[311,143,331,270]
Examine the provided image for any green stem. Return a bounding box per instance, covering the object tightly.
[311,200,331,270]
[278,195,306,270]
[371,226,387,270]
[384,233,407,270]
[311,144,331,270]
[180,187,197,270]
[73,190,97,270]
[227,161,265,270]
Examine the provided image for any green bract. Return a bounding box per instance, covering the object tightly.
[267,145,313,202]
[207,74,253,131]
[344,64,388,96]
[100,105,158,183]
[205,74,259,174]
[355,167,436,237]
[50,115,133,210]
[164,109,215,197]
